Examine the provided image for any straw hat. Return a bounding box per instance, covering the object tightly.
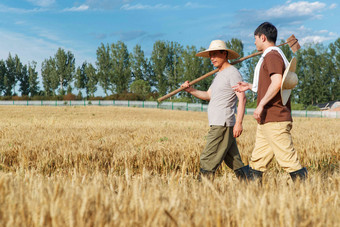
[196,40,240,59]
[281,57,298,105]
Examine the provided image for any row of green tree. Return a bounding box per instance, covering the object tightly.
[0,38,339,106]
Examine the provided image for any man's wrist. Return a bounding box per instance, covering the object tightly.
[258,101,265,108]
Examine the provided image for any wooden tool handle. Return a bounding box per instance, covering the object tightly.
[157,69,218,102]
[157,52,266,102]
[230,51,262,65]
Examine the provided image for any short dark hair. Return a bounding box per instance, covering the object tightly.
[254,22,277,43]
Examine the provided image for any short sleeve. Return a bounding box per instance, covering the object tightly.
[229,67,243,87]
[264,51,285,77]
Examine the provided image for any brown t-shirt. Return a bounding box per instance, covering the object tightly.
[257,50,292,124]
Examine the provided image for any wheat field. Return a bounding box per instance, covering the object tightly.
[0,106,339,227]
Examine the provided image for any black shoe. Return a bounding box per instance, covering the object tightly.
[198,168,215,181]
[249,168,263,183]
[290,167,308,182]
[234,165,250,181]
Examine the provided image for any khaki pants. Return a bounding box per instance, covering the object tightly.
[200,125,244,172]
[250,121,302,173]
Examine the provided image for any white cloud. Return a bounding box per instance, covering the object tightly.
[301,35,332,44]
[230,0,333,41]
[0,28,96,80]
[121,4,173,10]
[0,4,44,13]
[184,2,212,9]
[14,20,64,43]
[0,29,60,70]
[121,2,212,11]
[15,21,26,25]
[63,5,89,12]
[319,30,328,33]
[287,25,338,45]
[120,4,147,10]
[86,0,131,10]
[26,0,55,7]
[266,1,326,19]
[329,3,337,9]
[35,29,62,42]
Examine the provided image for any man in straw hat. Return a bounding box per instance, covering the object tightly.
[181,40,250,181]
[233,22,307,182]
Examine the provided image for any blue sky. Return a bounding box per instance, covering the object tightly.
[0,0,339,95]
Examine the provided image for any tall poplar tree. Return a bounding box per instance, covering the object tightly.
[4,54,16,96]
[96,43,112,96]
[151,41,169,96]
[75,62,98,97]
[226,38,244,70]
[110,41,131,94]
[41,57,59,96]
[55,48,75,95]
[296,44,329,106]
[181,45,203,100]
[166,41,184,93]
[28,61,40,96]
[19,65,30,96]
[14,55,24,95]
[329,38,340,101]
[130,44,147,81]
[130,44,153,99]
[85,63,98,97]
[0,60,6,95]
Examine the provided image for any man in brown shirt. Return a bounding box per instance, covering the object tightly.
[257,50,292,124]
[233,22,307,182]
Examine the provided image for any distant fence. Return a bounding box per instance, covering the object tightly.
[0,100,339,119]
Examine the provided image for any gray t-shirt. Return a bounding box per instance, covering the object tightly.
[207,66,242,126]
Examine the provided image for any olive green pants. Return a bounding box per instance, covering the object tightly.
[200,125,244,172]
